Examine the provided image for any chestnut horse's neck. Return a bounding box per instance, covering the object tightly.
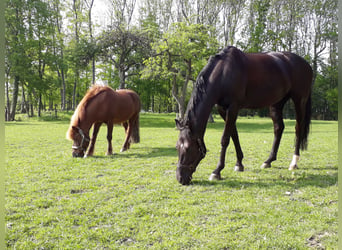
[71,89,107,137]
[76,111,93,135]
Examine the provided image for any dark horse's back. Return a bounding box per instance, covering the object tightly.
[212,47,313,110]
[214,46,313,150]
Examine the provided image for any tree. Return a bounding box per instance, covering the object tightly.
[221,0,246,46]
[143,22,219,118]
[70,0,82,110]
[51,0,67,110]
[85,0,95,84]
[98,26,150,89]
[26,0,56,117]
[5,0,28,121]
[244,0,271,52]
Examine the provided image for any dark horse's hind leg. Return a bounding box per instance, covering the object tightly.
[288,97,310,170]
[86,122,102,157]
[261,98,288,169]
[209,106,244,181]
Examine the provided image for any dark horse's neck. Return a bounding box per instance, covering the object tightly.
[185,95,216,139]
[184,46,239,139]
[184,61,220,139]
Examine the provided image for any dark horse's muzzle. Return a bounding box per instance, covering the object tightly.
[176,165,195,185]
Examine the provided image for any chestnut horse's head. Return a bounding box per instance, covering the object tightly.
[175,119,206,185]
[68,126,90,157]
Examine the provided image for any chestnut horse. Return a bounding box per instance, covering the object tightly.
[175,46,313,185]
[66,85,140,157]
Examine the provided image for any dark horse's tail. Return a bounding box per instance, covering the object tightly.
[300,94,312,150]
[129,113,140,143]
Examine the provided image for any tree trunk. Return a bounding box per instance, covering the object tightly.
[73,76,77,110]
[38,93,42,117]
[119,67,126,89]
[9,75,19,121]
[5,79,10,121]
[72,0,80,109]
[87,0,95,84]
[172,75,186,119]
[20,85,26,113]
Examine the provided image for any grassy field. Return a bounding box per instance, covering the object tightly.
[5,113,337,249]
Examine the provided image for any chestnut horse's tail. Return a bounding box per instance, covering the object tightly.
[129,113,140,143]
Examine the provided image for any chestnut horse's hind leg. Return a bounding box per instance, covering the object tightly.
[86,122,102,157]
[261,99,288,169]
[106,122,114,155]
[120,118,134,152]
[209,106,244,181]
[122,121,129,134]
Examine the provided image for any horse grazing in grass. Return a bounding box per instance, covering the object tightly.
[175,46,313,185]
[66,85,141,157]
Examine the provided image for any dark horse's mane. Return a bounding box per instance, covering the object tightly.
[66,85,110,140]
[184,46,235,124]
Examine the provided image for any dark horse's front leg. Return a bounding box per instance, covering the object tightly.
[209,106,244,181]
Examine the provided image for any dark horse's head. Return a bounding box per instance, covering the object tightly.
[68,126,90,157]
[175,119,206,185]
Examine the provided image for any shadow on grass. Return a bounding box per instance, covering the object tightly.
[5,120,70,126]
[207,119,299,133]
[191,172,337,189]
[90,146,177,159]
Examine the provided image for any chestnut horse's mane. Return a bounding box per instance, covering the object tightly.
[66,85,111,140]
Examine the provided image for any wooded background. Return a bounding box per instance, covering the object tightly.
[5,0,337,121]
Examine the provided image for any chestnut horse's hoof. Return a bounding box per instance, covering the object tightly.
[120,148,127,152]
[209,173,222,181]
[261,162,271,169]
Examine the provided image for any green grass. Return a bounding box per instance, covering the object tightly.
[5,113,337,249]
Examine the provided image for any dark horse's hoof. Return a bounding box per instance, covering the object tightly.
[260,162,271,169]
[234,165,244,171]
[209,173,222,181]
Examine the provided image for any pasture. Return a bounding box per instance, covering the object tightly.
[5,113,337,249]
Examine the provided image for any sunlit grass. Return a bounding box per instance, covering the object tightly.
[5,113,337,249]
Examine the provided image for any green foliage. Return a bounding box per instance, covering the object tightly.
[142,22,219,117]
[5,114,337,248]
[4,0,338,120]
[312,63,338,120]
[246,0,271,52]
[143,22,218,81]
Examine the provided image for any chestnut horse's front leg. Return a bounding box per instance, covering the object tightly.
[106,122,114,155]
[86,122,102,157]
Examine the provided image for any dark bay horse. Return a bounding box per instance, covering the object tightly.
[175,46,313,185]
[66,85,141,157]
